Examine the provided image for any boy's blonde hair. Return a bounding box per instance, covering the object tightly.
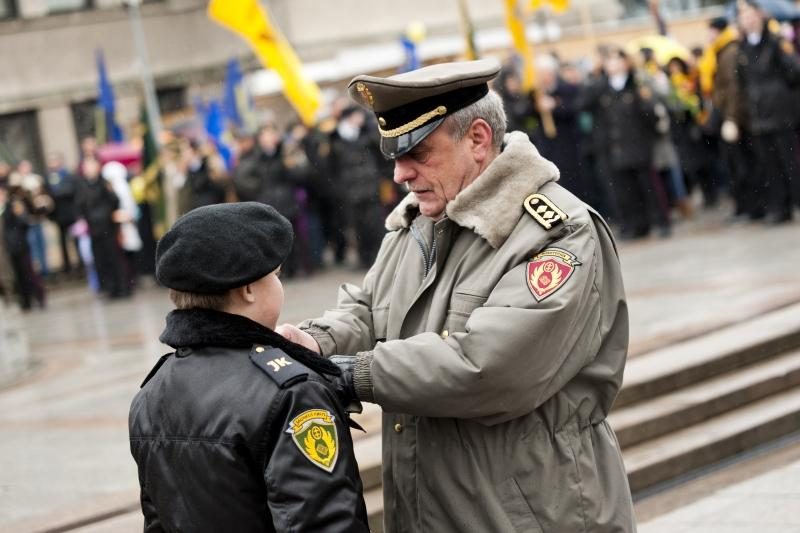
[169,289,230,311]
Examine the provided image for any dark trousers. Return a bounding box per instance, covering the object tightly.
[9,252,44,310]
[721,138,761,218]
[91,231,127,297]
[611,166,662,238]
[347,199,385,269]
[752,130,796,219]
[56,223,81,273]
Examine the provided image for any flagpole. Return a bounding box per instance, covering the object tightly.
[126,0,176,226]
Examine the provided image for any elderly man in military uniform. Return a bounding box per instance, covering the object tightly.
[280,59,635,532]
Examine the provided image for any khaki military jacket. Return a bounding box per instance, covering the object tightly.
[302,132,636,533]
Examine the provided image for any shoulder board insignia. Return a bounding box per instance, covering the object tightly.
[249,345,308,388]
[524,193,568,230]
[286,408,339,473]
[141,353,173,388]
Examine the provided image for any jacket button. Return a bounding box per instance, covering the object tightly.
[394,423,403,433]
[441,329,449,338]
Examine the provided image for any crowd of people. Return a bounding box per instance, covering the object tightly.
[2,0,799,312]
[499,2,800,239]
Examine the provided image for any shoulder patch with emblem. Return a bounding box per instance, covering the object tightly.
[526,248,581,302]
[524,193,568,230]
[249,346,308,388]
[286,409,339,473]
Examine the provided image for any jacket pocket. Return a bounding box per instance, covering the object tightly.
[445,291,488,334]
[496,477,544,533]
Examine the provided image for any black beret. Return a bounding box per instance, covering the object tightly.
[709,16,729,30]
[156,202,293,294]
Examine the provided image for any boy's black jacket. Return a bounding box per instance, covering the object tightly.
[129,308,369,532]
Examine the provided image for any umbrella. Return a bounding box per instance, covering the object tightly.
[625,35,691,65]
[726,0,800,22]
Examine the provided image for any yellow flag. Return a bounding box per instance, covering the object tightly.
[208,0,321,126]
[504,0,536,90]
[531,0,569,13]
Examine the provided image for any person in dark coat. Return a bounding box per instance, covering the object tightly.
[579,48,661,239]
[0,185,46,310]
[183,139,228,211]
[737,0,800,223]
[531,55,586,200]
[129,202,369,533]
[45,153,81,274]
[74,157,128,299]
[329,107,386,269]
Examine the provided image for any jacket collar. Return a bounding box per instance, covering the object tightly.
[385,131,559,248]
[159,308,340,376]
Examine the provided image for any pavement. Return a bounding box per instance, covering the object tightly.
[1,204,800,531]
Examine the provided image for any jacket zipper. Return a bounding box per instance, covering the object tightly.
[409,224,437,277]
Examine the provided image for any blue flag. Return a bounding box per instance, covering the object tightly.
[399,37,420,73]
[204,99,234,170]
[222,58,245,128]
[96,50,123,143]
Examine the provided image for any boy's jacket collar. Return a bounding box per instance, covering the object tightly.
[160,308,340,376]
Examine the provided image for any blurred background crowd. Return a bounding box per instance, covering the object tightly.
[1,0,800,313]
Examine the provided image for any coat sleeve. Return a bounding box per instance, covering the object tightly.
[361,221,610,426]
[264,380,369,533]
[140,487,165,533]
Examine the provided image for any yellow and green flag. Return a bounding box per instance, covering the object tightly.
[504,0,536,90]
[208,0,321,126]
[531,0,570,13]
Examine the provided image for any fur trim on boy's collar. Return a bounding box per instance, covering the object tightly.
[159,308,340,376]
[384,131,559,248]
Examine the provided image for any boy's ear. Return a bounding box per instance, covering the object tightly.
[241,283,257,304]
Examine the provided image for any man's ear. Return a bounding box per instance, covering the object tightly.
[468,118,494,162]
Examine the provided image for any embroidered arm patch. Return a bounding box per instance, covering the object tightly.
[286,409,340,473]
[526,248,581,301]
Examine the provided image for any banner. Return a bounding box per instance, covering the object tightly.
[208,0,321,126]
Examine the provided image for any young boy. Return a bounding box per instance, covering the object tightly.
[129,202,369,532]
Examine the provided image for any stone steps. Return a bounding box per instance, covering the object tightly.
[357,304,800,530]
[610,349,800,448]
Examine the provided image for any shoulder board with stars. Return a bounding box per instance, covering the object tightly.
[523,193,568,230]
[249,345,309,388]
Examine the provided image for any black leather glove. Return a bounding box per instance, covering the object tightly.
[329,355,362,414]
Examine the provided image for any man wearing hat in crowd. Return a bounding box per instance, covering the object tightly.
[737,0,800,223]
[128,202,369,532]
[279,59,635,531]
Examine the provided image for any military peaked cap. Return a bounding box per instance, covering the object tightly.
[348,58,501,159]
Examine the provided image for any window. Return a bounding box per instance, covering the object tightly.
[157,86,188,115]
[46,0,91,15]
[71,99,98,148]
[0,110,46,175]
[0,0,17,20]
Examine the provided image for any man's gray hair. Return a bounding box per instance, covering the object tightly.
[445,90,507,150]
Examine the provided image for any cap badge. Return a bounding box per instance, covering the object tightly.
[355,82,374,107]
[379,105,447,138]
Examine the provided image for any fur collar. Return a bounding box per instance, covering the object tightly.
[385,131,559,248]
[160,308,340,376]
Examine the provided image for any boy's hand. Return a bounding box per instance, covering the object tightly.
[276,324,321,354]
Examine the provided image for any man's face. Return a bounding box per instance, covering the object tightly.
[739,4,764,34]
[392,123,474,220]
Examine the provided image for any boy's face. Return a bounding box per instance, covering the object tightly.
[248,267,284,330]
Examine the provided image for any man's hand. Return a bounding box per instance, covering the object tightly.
[275,324,321,354]
[329,356,361,412]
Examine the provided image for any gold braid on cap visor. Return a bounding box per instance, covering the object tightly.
[378,105,447,138]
